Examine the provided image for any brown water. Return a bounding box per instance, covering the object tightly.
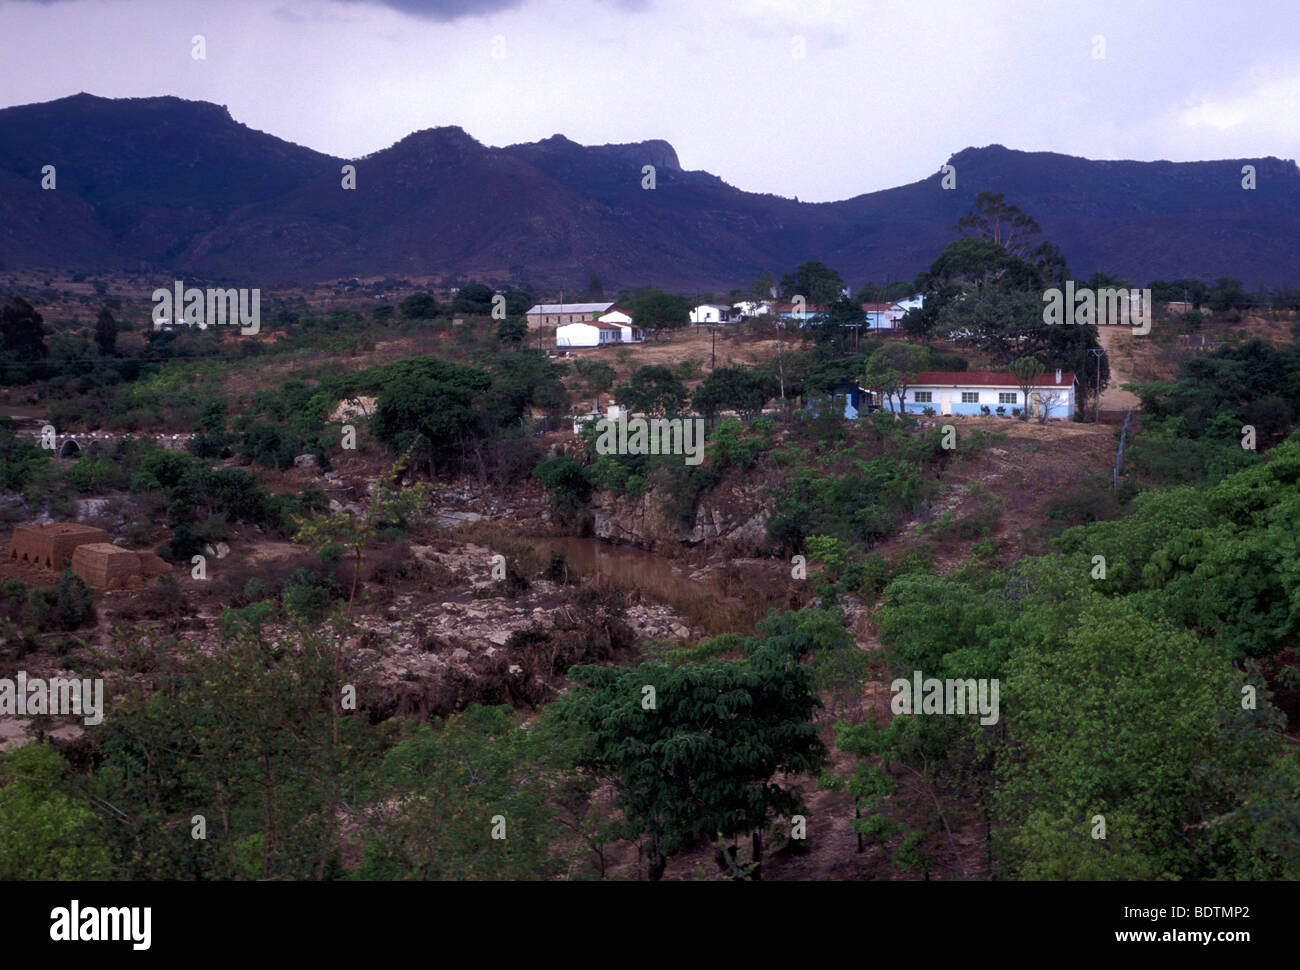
[525,536,785,635]
[527,536,699,587]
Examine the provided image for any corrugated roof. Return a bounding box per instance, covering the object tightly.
[526,302,615,314]
[912,371,1076,387]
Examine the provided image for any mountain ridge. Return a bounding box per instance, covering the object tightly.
[2,93,1298,289]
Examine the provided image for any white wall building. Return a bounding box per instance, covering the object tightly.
[690,304,733,324]
[556,321,623,348]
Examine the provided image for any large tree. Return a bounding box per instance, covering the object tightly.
[558,625,827,880]
[614,365,688,416]
[0,296,48,361]
[780,260,846,306]
[692,365,779,422]
[371,357,492,476]
[451,282,496,316]
[628,287,691,335]
[863,342,928,414]
[94,307,117,356]
[954,191,1042,258]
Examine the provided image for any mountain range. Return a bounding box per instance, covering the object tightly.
[2,92,1298,291]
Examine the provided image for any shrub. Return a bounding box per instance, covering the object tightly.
[64,456,127,494]
[25,571,95,632]
[218,601,277,640]
[282,568,340,624]
[542,551,571,583]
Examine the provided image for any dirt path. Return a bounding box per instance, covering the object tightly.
[1096,326,1142,410]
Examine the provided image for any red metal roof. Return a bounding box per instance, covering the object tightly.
[861,302,901,312]
[913,371,1076,387]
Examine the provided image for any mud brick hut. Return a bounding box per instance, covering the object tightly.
[69,543,169,590]
[9,523,109,571]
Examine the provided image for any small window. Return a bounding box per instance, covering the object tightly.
[961,392,979,404]
[914,391,932,403]
[999,392,1017,404]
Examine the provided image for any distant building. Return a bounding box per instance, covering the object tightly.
[595,309,644,342]
[862,294,923,330]
[732,300,773,318]
[689,304,733,324]
[774,302,828,325]
[525,302,617,329]
[804,381,868,420]
[556,321,624,348]
[883,370,1077,420]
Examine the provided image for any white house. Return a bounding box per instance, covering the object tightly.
[732,300,772,318]
[883,369,1077,420]
[861,302,905,330]
[689,304,733,324]
[596,309,644,342]
[859,294,925,330]
[612,322,644,343]
[556,321,623,348]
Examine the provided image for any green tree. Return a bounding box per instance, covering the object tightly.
[1009,356,1045,420]
[780,260,845,306]
[371,357,493,477]
[614,365,688,416]
[692,366,778,422]
[628,287,691,335]
[357,706,563,880]
[954,191,1042,258]
[863,342,927,414]
[557,626,827,880]
[0,742,110,879]
[399,292,440,320]
[495,316,527,347]
[452,282,496,316]
[0,296,48,361]
[94,307,117,356]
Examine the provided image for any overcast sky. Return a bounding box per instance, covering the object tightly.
[1,0,1297,202]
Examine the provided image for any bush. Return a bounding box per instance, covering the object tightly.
[282,568,340,624]
[542,551,572,583]
[218,601,277,640]
[25,571,95,632]
[64,456,127,494]
[161,525,204,563]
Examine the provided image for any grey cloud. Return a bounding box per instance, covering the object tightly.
[336,0,648,21]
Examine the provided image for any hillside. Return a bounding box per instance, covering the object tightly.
[2,93,1299,289]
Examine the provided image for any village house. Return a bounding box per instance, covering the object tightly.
[731,300,772,318]
[689,304,733,324]
[887,370,1077,420]
[862,294,924,330]
[526,301,621,329]
[861,301,906,330]
[774,302,828,325]
[556,320,623,347]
